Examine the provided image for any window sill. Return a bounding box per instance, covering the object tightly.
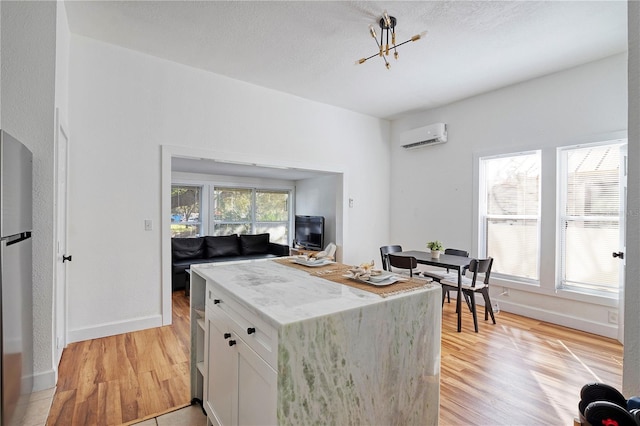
[491,276,619,308]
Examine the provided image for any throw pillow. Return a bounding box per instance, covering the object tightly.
[172,238,204,260]
[205,235,240,258]
[240,233,270,255]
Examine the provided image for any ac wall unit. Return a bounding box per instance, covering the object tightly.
[400,123,447,149]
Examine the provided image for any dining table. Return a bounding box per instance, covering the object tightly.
[394,250,472,332]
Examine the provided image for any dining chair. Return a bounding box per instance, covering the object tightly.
[387,254,418,277]
[440,257,495,332]
[379,245,403,271]
[422,248,469,304]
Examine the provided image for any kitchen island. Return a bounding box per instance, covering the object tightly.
[190,259,441,426]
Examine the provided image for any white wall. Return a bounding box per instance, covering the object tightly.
[295,175,343,257]
[1,1,57,390]
[390,54,628,337]
[623,0,640,396]
[55,0,70,118]
[68,34,391,342]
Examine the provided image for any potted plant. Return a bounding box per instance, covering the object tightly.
[427,240,444,259]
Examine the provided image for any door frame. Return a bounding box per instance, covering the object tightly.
[54,108,70,367]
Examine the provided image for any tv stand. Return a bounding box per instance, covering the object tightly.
[289,247,320,256]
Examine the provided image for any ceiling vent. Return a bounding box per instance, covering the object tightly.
[400,123,447,149]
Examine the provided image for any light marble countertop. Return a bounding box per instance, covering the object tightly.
[190,258,437,327]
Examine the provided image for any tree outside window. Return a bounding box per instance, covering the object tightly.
[213,187,289,244]
[171,185,201,237]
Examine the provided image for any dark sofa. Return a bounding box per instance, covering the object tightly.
[171,233,290,291]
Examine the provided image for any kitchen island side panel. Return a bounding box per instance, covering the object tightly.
[277,288,440,425]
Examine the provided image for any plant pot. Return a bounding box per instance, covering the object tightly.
[431,250,440,259]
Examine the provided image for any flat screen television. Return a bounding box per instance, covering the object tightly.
[294,215,324,250]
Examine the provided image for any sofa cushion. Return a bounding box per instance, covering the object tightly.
[172,237,204,260]
[240,233,270,255]
[205,235,240,258]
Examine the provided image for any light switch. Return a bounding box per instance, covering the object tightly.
[144,219,152,231]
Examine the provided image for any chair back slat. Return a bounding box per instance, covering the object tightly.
[444,248,469,257]
[380,245,403,271]
[387,254,417,277]
[468,257,493,287]
[443,248,470,275]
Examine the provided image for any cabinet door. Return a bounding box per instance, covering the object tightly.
[205,314,237,426]
[237,340,277,426]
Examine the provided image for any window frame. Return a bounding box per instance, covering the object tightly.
[556,140,626,296]
[171,176,294,244]
[478,150,542,284]
[212,186,291,244]
[170,184,204,238]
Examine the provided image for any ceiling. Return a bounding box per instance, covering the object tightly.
[64,0,628,178]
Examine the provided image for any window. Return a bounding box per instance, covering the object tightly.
[479,151,541,281]
[171,185,202,237]
[212,187,290,244]
[558,142,625,294]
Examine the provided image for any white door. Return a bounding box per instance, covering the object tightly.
[205,312,236,426]
[617,144,627,342]
[54,110,70,366]
[237,340,277,426]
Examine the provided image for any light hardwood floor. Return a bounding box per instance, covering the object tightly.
[47,290,623,425]
[440,303,622,425]
[46,292,192,425]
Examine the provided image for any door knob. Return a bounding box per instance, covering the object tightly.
[63,254,72,263]
[612,252,624,259]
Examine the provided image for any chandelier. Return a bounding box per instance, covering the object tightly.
[356,11,426,70]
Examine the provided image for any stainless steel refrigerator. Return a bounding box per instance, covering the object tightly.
[0,131,33,426]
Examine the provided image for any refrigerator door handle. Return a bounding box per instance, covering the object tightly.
[2,231,31,246]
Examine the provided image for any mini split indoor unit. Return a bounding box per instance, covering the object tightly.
[400,123,448,149]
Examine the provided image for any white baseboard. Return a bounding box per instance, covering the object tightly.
[67,314,163,344]
[495,299,618,339]
[32,370,57,392]
[448,294,618,339]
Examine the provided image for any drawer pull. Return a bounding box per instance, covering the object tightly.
[224,333,231,339]
[247,327,256,335]
[213,299,221,304]
[228,340,237,347]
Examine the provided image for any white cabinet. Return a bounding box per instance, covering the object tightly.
[203,282,277,426]
[189,271,207,403]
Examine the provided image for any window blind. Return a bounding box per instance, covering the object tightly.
[481,152,541,280]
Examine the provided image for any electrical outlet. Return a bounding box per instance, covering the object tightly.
[608,310,618,324]
[144,219,152,231]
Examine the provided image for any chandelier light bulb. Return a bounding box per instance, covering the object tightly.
[369,25,377,39]
[383,10,392,28]
[412,31,428,42]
